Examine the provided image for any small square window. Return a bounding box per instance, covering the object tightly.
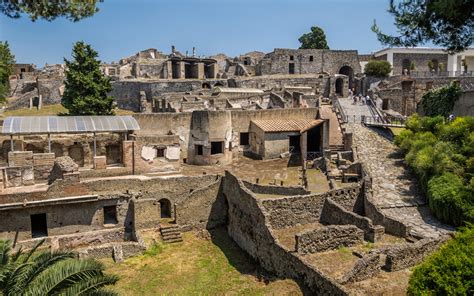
[104,206,118,225]
[289,55,294,61]
[211,141,224,155]
[155,147,165,158]
[195,144,203,155]
[309,56,314,62]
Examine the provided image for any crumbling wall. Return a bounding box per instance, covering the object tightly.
[175,178,228,231]
[295,225,364,254]
[223,171,348,295]
[320,197,384,242]
[242,181,310,196]
[385,237,448,271]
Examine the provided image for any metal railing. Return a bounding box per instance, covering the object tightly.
[332,97,348,123]
[409,71,474,78]
[363,115,406,127]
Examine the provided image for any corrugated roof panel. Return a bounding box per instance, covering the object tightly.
[1,116,140,135]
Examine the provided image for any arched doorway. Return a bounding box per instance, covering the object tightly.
[402,59,411,75]
[339,66,354,89]
[202,82,211,89]
[214,82,224,87]
[159,198,172,218]
[68,144,84,167]
[335,78,344,96]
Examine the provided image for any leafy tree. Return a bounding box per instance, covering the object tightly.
[407,225,474,295]
[298,26,329,49]
[0,0,103,22]
[372,0,474,53]
[0,239,119,295]
[364,60,392,77]
[421,82,462,117]
[62,41,115,115]
[0,41,15,102]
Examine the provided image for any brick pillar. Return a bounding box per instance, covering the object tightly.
[122,140,135,168]
[211,63,218,78]
[179,61,185,79]
[166,61,172,79]
[197,62,205,79]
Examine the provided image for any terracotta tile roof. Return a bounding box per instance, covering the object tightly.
[251,119,324,133]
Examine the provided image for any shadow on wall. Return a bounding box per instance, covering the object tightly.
[208,227,312,295]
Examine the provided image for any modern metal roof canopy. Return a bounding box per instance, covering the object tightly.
[2,116,140,135]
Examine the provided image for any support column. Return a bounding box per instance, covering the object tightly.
[10,135,13,152]
[48,133,51,152]
[197,62,205,79]
[93,133,97,157]
[179,61,185,79]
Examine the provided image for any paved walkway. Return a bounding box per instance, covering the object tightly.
[337,97,453,238]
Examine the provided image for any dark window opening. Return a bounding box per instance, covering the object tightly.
[195,145,203,155]
[289,63,295,74]
[103,206,118,225]
[289,135,301,154]
[31,213,48,238]
[239,132,249,145]
[289,55,294,61]
[211,141,224,154]
[309,56,314,62]
[20,68,26,72]
[156,147,165,158]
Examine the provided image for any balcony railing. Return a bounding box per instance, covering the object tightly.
[409,71,473,78]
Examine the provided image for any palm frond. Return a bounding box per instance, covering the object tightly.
[87,287,119,296]
[57,274,119,296]
[0,240,11,266]
[20,239,45,263]
[24,259,107,296]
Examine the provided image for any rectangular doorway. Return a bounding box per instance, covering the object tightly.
[289,63,295,74]
[31,213,48,238]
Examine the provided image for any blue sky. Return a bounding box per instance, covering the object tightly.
[1,0,401,66]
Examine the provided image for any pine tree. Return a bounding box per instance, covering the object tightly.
[62,41,115,115]
[298,26,329,50]
[0,41,15,102]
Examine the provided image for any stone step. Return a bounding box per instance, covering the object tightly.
[162,232,181,239]
[161,226,179,232]
[163,237,183,244]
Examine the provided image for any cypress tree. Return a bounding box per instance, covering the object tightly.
[62,41,114,115]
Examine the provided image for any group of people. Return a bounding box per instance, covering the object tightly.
[348,88,371,105]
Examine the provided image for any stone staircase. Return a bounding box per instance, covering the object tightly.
[160,225,183,244]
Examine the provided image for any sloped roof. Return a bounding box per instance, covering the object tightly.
[251,119,324,133]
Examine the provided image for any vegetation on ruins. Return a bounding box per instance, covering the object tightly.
[372,0,473,53]
[420,82,462,117]
[0,41,15,102]
[395,115,474,226]
[298,26,329,50]
[0,239,118,295]
[364,60,392,77]
[0,0,103,22]
[62,41,115,115]
[407,225,474,295]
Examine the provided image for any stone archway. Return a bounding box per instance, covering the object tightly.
[339,66,354,89]
[335,78,344,96]
[202,82,211,89]
[159,198,172,218]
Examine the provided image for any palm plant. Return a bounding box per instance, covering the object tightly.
[0,240,118,296]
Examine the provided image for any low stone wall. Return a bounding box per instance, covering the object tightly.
[53,227,127,250]
[223,171,348,295]
[243,180,310,196]
[341,253,381,284]
[260,193,326,229]
[328,184,363,213]
[78,241,146,261]
[361,174,410,237]
[385,237,448,271]
[296,225,364,254]
[320,197,384,242]
[176,178,227,231]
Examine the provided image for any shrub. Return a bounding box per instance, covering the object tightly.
[364,60,392,77]
[407,226,474,295]
[421,82,462,117]
[427,173,466,226]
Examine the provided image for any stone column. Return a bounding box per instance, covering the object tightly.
[197,62,205,79]
[322,120,330,150]
[166,61,173,79]
[179,61,185,79]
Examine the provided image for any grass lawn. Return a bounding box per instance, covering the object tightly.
[3,104,135,117]
[105,228,303,296]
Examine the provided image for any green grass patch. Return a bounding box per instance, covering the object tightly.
[105,229,302,295]
[3,104,135,117]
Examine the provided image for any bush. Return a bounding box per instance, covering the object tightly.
[421,82,462,117]
[364,60,392,77]
[407,226,474,295]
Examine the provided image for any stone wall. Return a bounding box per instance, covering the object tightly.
[223,171,348,295]
[242,181,310,196]
[340,254,381,284]
[385,237,448,271]
[320,197,385,242]
[176,178,228,230]
[392,53,448,75]
[453,90,474,116]
[295,225,364,254]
